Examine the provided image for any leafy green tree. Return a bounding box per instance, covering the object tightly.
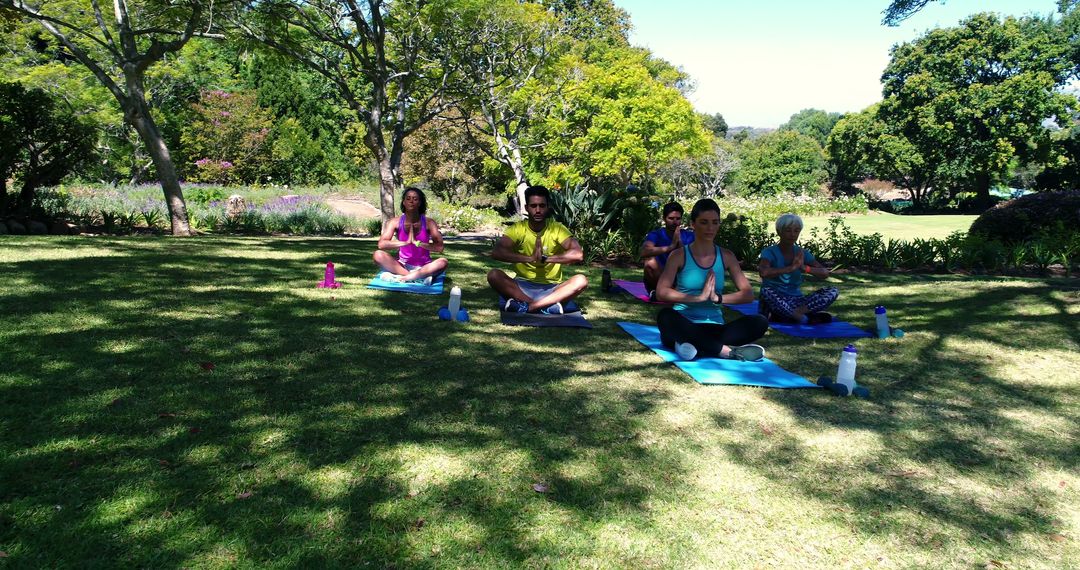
[879,12,1076,208]
[535,47,710,188]
[541,0,630,49]
[243,52,351,184]
[826,104,931,202]
[700,112,728,139]
[236,0,475,220]
[0,0,227,235]
[449,0,561,215]
[0,82,95,218]
[733,130,827,196]
[1034,118,1080,190]
[881,0,940,26]
[780,108,841,147]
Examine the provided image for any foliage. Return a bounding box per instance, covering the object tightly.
[969,190,1080,244]
[712,192,868,222]
[445,0,561,213]
[880,0,939,26]
[0,81,96,217]
[657,139,738,199]
[1034,118,1080,191]
[244,52,354,185]
[779,108,841,147]
[547,183,658,261]
[34,184,360,236]
[699,112,728,139]
[826,104,927,203]
[732,130,827,196]
[428,202,503,233]
[180,90,274,185]
[403,111,496,205]
[878,12,1076,207]
[536,48,710,188]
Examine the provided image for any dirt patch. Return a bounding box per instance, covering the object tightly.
[326,198,380,219]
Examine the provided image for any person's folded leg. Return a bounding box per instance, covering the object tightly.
[804,286,839,314]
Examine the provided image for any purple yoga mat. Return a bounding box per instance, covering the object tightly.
[612,279,669,304]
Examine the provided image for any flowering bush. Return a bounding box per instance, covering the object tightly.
[181,90,274,184]
[430,202,501,233]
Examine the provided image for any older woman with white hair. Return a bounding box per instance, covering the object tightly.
[757,213,838,324]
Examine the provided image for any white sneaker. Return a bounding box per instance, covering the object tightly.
[379,271,402,283]
[422,275,433,286]
[675,342,698,361]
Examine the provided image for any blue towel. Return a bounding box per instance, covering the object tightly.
[726,301,872,339]
[617,321,819,389]
[367,272,446,295]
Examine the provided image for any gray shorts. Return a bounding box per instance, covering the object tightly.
[514,278,560,300]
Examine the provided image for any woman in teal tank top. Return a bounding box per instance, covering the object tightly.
[655,199,768,361]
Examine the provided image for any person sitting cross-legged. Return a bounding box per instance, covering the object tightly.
[640,201,694,300]
[372,187,448,284]
[487,185,588,314]
[656,198,768,361]
[757,213,838,324]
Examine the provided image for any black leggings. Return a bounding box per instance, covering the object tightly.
[657,307,769,358]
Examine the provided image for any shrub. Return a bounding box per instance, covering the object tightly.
[969,190,1080,244]
[698,192,867,221]
[430,202,501,233]
[715,213,771,266]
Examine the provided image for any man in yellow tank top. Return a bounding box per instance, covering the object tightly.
[487,186,589,314]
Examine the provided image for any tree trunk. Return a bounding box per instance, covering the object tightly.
[15,176,39,220]
[498,139,529,217]
[376,155,398,221]
[122,70,190,235]
[1,176,9,216]
[128,111,191,236]
[973,172,992,211]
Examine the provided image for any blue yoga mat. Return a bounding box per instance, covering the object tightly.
[726,301,872,339]
[367,272,446,295]
[617,321,819,389]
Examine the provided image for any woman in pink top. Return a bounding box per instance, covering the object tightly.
[373,187,448,283]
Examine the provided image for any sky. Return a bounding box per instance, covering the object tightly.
[614,0,1062,128]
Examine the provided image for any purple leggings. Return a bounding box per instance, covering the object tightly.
[759,286,839,320]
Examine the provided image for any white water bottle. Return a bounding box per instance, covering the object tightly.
[875,305,889,338]
[448,286,462,322]
[836,344,858,394]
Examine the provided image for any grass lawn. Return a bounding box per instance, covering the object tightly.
[803,212,978,240]
[1,236,1077,568]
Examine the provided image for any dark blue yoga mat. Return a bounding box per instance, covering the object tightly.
[367,272,445,295]
[726,301,872,339]
[617,321,819,389]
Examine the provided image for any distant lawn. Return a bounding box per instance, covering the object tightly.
[1,236,1077,568]
[803,212,978,240]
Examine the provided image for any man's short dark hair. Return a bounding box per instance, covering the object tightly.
[524,185,551,203]
[662,202,684,217]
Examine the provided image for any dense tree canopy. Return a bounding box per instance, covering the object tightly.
[780,108,841,148]
[879,12,1076,206]
[535,47,710,189]
[0,81,96,217]
[734,130,827,196]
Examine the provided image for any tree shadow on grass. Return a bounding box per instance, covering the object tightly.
[717,274,1079,559]
[0,237,681,567]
